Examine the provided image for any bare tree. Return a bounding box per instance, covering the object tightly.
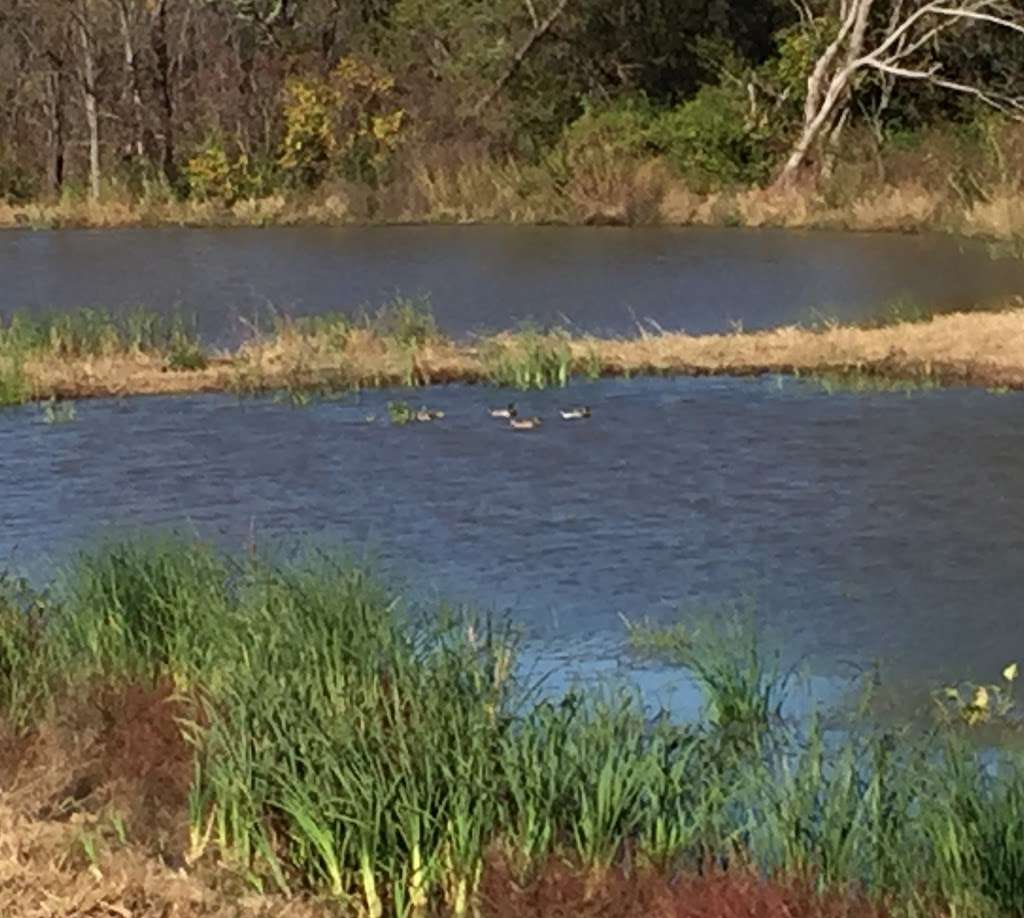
[775,0,1024,187]
[114,0,147,159]
[74,0,102,200]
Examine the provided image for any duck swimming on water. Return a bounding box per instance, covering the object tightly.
[489,403,517,419]
[509,416,542,430]
[560,407,591,420]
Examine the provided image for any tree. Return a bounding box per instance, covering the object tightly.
[775,0,1024,187]
[73,0,102,200]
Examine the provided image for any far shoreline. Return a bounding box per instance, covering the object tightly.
[2,181,1022,248]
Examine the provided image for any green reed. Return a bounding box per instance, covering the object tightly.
[0,307,209,405]
[482,327,572,390]
[4,536,1024,916]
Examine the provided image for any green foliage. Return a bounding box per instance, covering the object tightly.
[0,150,38,203]
[365,295,438,347]
[649,85,773,190]
[763,18,839,111]
[559,97,657,164]
[279,56,406,190]
[0,573,53,728]
[482,327,571,389]
[625,602,785,747]
[6,537,1024,913]
[0,307,204,359]
[387,399,413,424]
[185,138,267,205]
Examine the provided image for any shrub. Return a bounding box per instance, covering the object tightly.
[279,56,406,190]
[649,86,773,191]
[184,138,264,205]
[560,97,657,164]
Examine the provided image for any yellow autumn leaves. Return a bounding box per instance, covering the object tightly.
[280,55,406,188]
[937,661,1019,727]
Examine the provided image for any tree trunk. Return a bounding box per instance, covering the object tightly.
[77,0,101,201]
[116,0,147,159]
[152,0,179,188]
[44,68,66,195]
[774,0,875,188]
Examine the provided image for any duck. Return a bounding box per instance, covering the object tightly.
[415,408,445,422]
[489,403,517,419]
[560,406,592,420]
[509,416,542,430]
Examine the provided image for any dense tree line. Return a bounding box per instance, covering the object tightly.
[0,0,1021,204]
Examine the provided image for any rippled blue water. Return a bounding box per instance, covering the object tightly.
[2,376,1022,715]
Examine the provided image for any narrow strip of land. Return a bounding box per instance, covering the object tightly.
[5,305,1024,404]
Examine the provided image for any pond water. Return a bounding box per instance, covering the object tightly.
[3,225,1023,717]
[3,225,1023,338]
[2,377,1022,717]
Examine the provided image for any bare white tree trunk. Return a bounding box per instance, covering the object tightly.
[77,0,101,201]
[116,0,146,159]
[775,0,1024,189]
[776,0,875,186]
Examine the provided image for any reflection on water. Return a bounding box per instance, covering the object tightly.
[2,225,1023,340]
[2,376,1021,712]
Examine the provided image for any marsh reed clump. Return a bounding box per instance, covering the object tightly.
[3,535,1024,916]
[482,327,573,390]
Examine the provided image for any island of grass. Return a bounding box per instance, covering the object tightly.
[1,297,1023,409]
[2,535,1024,916]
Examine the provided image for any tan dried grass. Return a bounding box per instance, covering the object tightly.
[14,307,1024,403]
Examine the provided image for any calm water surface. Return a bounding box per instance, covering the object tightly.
[2,225,1023,338]
[2,378,1021,712]
[2,225,1022,714]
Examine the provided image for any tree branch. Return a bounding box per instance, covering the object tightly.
[472,0,571,118]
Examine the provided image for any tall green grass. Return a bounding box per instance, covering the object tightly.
[0,307,202,358]
[0,307,208,405]
[482,327,572,390]
[3,536,1024,916]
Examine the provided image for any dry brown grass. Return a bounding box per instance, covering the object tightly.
[12,306,1024,403]
[0,682,322,917]
[3,160,1023,238]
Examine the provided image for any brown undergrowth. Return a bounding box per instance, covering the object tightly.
[0,687,892,917]
[1,170,1023,244]
[479,859,891,918]
[0,681,317,916]
[12,305,1024,404]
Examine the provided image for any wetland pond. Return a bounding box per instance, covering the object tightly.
[2,225,1024,718]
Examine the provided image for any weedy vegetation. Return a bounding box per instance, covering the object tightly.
[2,299,1024,407]
[2,536,1024,916]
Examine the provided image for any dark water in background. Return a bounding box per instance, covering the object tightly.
[2,225,1023,339]
[2,377,1022,713]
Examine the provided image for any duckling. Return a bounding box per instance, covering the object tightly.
[415,408,445,422]
[509,416,542,430]
[489,403,517,419]
[560,406,592,420]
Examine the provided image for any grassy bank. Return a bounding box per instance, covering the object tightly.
[2,535,1024,916]
[2,299,1024,409]
[3,174,1024,247]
